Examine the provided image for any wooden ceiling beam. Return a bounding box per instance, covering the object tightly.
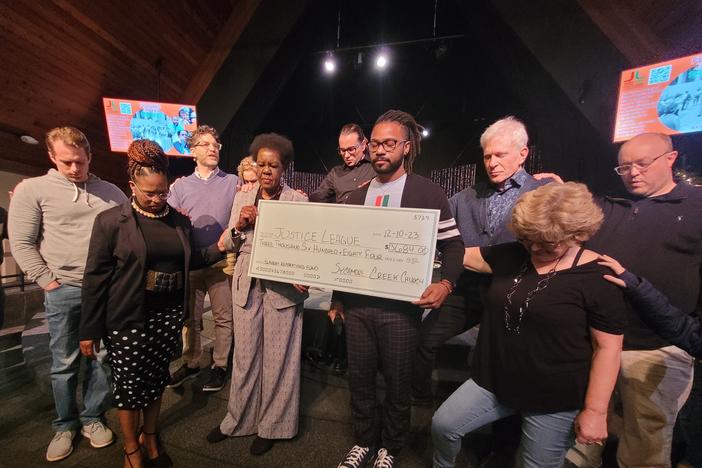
[180,0,262,104]
[51,0,181,95]
[0,156,47,178]
[578,0,666,66]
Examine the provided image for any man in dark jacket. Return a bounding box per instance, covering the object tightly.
[309,123,376,204]
[337,110,463,468]
[309,123,377,372]
[412,116,549,404]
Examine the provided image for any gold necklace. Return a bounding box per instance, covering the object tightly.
[131,199,170,219]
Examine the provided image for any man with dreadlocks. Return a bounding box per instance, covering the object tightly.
[9,127,127,462]
[336,110,463,468]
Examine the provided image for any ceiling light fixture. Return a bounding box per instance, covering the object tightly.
[20,135,39,145]
[323,52,336,74]
[375,53,388,69]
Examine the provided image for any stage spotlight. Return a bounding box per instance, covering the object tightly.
[323,53,336,75]
[421,128,430,138]
[375,53,388,69]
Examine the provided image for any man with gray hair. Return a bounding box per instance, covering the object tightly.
[413,116,549,405]
[9,127,127,462]
[411,116,549,466]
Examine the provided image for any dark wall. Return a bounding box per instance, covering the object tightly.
[214,0,701,195]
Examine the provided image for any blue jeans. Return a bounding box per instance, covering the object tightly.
[44,284,111,431]
[432,379,577,468]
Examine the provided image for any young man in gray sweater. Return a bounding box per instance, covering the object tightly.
[8,127,127,462]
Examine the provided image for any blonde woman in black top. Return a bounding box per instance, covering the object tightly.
[432,182,626,468]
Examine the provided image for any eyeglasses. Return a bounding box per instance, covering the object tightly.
[131,180,170,200]
[368,139,408,153]
[517,238,561,250]
[191,142,223,151]
[338,142,362,156]
[614,151,670,176]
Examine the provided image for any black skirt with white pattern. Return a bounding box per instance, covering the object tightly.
[105,300,183,410]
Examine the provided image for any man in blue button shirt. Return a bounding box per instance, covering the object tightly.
[413,116,548,404]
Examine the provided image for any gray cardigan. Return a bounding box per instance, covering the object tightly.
[226,183,309,308]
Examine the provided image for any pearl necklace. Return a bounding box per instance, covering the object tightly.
[131,199,170,219]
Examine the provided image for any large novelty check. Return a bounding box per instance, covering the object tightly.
[248,201,440,302]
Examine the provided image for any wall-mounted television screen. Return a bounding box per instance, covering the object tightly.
[613,52,702,142]
[103,98,197,156]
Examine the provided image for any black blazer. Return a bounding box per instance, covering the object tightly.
[79,202,223,340]
[345,173,464,284]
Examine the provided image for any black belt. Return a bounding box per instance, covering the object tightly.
[145,270,183,293]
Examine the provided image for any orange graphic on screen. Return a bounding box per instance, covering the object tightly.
[613,52,702,142]
[102,98,197,156]
[622,71,644,85]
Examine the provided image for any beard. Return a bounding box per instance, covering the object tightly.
[371,156,403,174]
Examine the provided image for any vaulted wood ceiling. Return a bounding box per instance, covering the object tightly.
[0,0,260,182]
[579,0,702,66]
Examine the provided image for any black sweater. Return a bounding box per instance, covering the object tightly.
[587,183,702,350]
[620,271,702,358]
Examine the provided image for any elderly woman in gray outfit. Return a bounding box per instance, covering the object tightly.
[207,133,309,456]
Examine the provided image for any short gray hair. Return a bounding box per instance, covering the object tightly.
[480,116,528,150]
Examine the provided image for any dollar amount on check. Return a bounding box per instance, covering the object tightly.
[248,201,440,302]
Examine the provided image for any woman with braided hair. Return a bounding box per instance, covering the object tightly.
[79,139,225,468]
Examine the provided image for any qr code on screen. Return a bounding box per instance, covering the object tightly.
[648,65,672,85]
[119,102,133,115]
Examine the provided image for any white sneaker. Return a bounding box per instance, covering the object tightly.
[46,430,76,462]
[81,421,114,448]
[373,448,395,468]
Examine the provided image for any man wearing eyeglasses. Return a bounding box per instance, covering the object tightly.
[582,132,702,467]
[308,124,376,374]
[309,123,376,204]
[166,125,239,393]
[9,127,127,461]
[336,110,463,468]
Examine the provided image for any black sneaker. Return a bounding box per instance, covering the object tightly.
[202,367,227,392]
[166,364,200,388]
[338,445,373,468]
[372,449,395,468]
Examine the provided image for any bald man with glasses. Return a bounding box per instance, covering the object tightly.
[567,132,702,468]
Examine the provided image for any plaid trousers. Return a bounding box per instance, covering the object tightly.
[344,294,422,454]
